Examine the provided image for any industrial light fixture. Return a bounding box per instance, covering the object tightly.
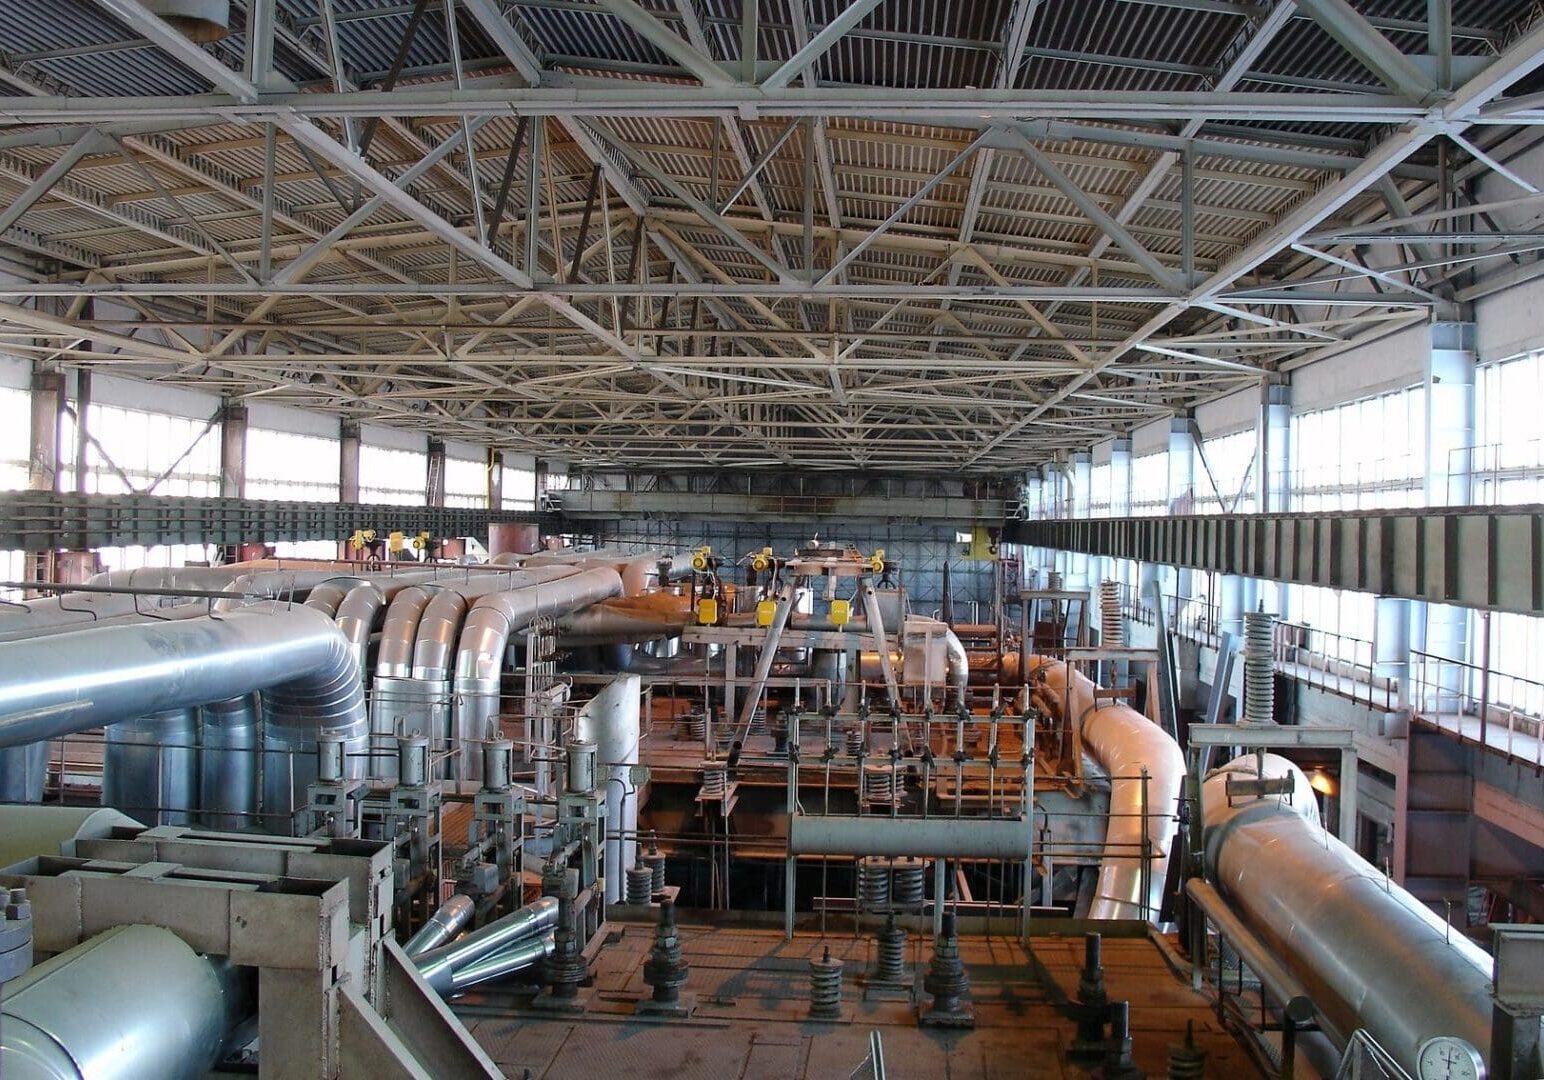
[1308,768,1337,797]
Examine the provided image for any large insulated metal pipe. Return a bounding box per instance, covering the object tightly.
[101,707,199,826]
[0,603,368,830]
[333,579,388,692]
[789,813,1031,859]
[0,924,244,1080]
[574,675,641,903]
[943,627,969,707]
[403,894,476,959]
[556,591,693,646]
[1028,657,1183,920]
[414,897,560,995]
[200,695,258,830]
[452,568,624,778]
[1202,752,1495,1073]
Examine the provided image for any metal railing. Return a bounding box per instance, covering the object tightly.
[1412,650,1544,766]
[1333,1030,1413,1080]
[1272,620,1395,711]
[1168,592,1220,647]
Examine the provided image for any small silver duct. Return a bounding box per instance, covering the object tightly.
[333,579,387,692]
[403,894,476,959]
[0,603,368,830]
[452,567,624,778]
[414,897,560,995]
[200,695,258,830]
[447,933,554,993]
[1202,752,1495,1073]
[0,924,242,1080]
[101,707,199,827]
[943,628,969,707]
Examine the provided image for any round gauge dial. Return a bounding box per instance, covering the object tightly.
[1415,1036,1486,1080]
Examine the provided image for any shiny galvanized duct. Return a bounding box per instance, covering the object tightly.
[199,694,258,830]
[371,569,580,780]
[452,568,624,779]
[0,923,244,1080]
[403,894,475,959]
[414,897,560,995]
[574,675,641,903]
[101,707,199,827]
[1202,752,1495,1073]
[1027,657,1183,921]
[0,603,368,830]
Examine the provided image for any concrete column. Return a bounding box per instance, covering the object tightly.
[426,439,446,508]
[486,449,503,509]
[1426,321,1476,507]
[73,367,91,495]
[1374,596,1412,711]
[1421,322,1476,708]
[1257,378,1291,512]
[1067,451,1092,589]
[28,369,64,493]
[1219,574,1246,643]
[339,421,361,503]
[1023,469,1043,518]
[1168,417,1196,598]
[1108,438,1131,516]
[1166,415,1195,511]
[219,402,247,499]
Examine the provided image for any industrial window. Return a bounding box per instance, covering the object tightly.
[358,445,426,506]
[0,386,28,491]
[1473,611,1544,720]
[501,464,537,511]
[1283,583,1376,667]
[60,403,221,497]
[0,549,23,602]
[1129,452,1167,516]
[1089,461,1113,517]
[96,543,218,573]
[1194,429,1256,514]
[1290,386,1426,511]
[245,428,341,503]
[444,456,486,509]
[1472,351,1544,506]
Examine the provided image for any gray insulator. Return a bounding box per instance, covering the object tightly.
[861,763,896,806]
[1243,610,1276,724]
[1047,571,1063,592]
[626,865,655,906]
[924,913,969,1014]
[682,710,706,741]
[808,946,843,1020]
[1167,1020,1207,1080]
[1077,932,1107,1006]
[747,707,768,737]
[857,857,891,912]
[642,900,688,1005]
[643,835,667,894]
[890,857,926,912]
[874,913,908,984]
[1099,580,1123,647]
[845,727,864,758]
[699,762,727,797]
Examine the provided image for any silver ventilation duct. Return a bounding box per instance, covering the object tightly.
[0,603,368,829]
[200,694,258,830]
[333,580,387,693]
[370,569,583,779]
[101,707,199,827]
[414,897,559,995]
[574,675,642,903]
[1202,752,1495,1073]
[452,568,625,778]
